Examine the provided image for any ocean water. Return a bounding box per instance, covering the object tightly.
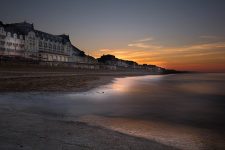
[0,73,225,149]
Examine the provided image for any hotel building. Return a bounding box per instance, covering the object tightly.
[0,21,83,62]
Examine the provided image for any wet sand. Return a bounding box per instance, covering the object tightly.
[0,99,176,150]
[79,115,225,150]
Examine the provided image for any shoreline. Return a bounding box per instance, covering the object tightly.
[1,72,224,149]
[0,70,179,150]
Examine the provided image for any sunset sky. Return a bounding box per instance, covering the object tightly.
[1,0,225,72]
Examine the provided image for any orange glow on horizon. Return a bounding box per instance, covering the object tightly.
[88,41,225,73]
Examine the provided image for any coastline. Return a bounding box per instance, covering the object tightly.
[0,68,156,92]
[0,71,178,150]
[1,72,224,150]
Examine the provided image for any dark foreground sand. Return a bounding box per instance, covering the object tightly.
[0,108,177,150]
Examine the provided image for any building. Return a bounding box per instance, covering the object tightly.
[0,21,25,56]
[69,45,98,64]
[0,21,85,62]
[97,54,135,68]
[0,21,165,72]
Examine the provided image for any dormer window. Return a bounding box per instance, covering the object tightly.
[20,35,23,40]
[7,32,11,37]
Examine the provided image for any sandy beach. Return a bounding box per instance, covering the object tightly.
[1,0,225,149]
[0,64,152,92]
[0,66,176,150]
[1,67,225,150]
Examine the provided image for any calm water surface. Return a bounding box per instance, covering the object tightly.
[2,73,225,128]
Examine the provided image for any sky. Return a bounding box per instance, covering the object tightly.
[1,0,225,72]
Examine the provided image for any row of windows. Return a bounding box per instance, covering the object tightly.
[30,42,35,46]
[7,42,12,46]
[6,32,24,40]
[5,42,24,48]
[42,55,67,62]
[39,41,64,46]
[29,37,35,40]
[39,48,65,54]
[2,48,24,51]
[39,37,62,43]
[13,43,19,47]
[39,42,64,51]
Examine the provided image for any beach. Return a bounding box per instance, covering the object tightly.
[0,67,176,150]
[0,68,225,150]
[1,1,225,149]
[0,64,152,92]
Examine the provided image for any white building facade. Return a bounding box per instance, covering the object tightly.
[0,21,79,62]
[0,23,25,56]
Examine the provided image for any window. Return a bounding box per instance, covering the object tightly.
[0,35,5,39]
[13,43,18,47]
[0,41,5,45]
[39,41,42,47]
[48,44,52,49]
[0,27,4,33]
[19,44,24,48]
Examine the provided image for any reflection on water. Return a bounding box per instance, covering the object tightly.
[65,73,225,130]
[107,75,163,93]
[0,73,225,149]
